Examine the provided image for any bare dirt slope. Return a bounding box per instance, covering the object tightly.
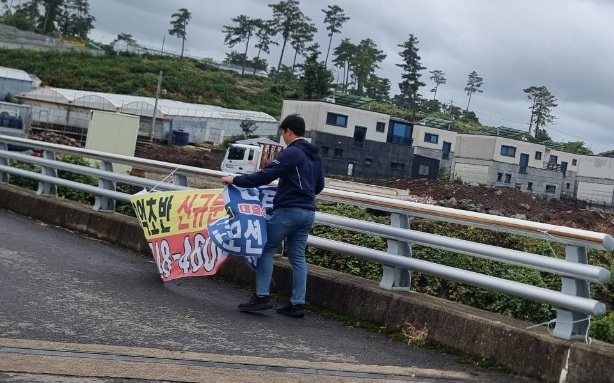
[335,175,614,236]
[30,132,614,236]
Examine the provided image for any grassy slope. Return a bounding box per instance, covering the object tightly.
[1,49,284,118]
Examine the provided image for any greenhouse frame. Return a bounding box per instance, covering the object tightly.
[17,87,279,144]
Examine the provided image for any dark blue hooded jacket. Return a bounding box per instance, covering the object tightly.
[232,139,325,211]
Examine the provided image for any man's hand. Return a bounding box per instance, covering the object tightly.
[221,176,234,184]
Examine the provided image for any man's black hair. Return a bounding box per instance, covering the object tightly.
[279,114,305,137]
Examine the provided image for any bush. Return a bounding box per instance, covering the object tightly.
[591,313,614,343]
[307,203,387,281]
[56,154,97,204]
[7,160,40,190]
[221,134,246,149]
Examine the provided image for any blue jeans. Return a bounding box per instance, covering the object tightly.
[256,208,315,304]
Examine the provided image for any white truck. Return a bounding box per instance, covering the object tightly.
[221,141,283,175]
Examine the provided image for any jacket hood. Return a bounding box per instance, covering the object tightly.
[290,138,320,160]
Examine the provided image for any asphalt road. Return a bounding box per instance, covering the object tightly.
[0,209,531,382]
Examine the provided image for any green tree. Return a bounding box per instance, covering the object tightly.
[523,85,557,136]
[251,56,268,73]
[351,38,385,96]
[442,102,463,120]
[300,47,333,99]
[459,110,479,124]
[0,9,38,31]
[365,74,390,102]
[224,51,250,66]
[429,69,446,101]
[534,126,551,142]
[168,7,191,58]
[464,70,483,111]
[322,5,349,68]
[252,19,277,75]
[59,0,95,39]
[111,33,136,45]
[332,38,356,93]
[420,99,442,114]
[268,0,303,79]
[40,0,63,34]
[14,0,40,22]
[240,119,258,136]
[396,34,425,119]
[222,15,257,75]
[556,141,593,155]
[289,18,317,74]
[10,0,94,37]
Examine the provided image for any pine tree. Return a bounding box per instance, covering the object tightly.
[268,0,303,78]
[222,15,257,75]
[352,38,385,96]
[322,5,349,68]
[332,38,356,93]
[429,69,446,101]
[252,19,277,75]
[169,8,192,58]
[524,85,557,137]
[289,19,317,74]
[464,71,484,111]
[396,34,425,119]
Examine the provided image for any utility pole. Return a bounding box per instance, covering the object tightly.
[161,36,165,54]
[150,71,163,142]
[528,96,537,135]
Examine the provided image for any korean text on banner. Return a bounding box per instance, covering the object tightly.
[208,185,276,259]
[130,189,228,282]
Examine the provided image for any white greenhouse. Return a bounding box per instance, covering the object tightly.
[0,66,38,100]
[17,87,279,144]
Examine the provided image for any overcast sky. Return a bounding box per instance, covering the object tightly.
[85,0,614,154]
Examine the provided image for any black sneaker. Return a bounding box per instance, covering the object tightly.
[238,294,273,312]
[276,302,305,318]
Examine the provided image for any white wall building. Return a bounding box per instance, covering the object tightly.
[574,155,614,206]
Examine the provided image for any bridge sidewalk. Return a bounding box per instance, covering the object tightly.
[1,183,613,383]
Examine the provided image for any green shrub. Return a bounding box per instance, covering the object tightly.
[7,160,39,190]
[591,313,614,343]
[221,134,246,149]
[307,203,387,281]
[115,182,142,217]
[56,154,97,204]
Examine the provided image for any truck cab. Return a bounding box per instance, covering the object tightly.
[221,142,283,174]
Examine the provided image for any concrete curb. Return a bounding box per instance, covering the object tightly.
[1,183,613,383]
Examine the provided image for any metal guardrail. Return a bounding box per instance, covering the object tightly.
[1,134,612,341]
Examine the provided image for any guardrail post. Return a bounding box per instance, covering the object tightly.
[380,213,411,291]
[37,150,57,196]
[553,245,591,340]
[0,142,8,182]
[94,161,116,211]
[173,174,189,187]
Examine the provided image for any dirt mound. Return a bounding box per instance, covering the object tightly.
[30,130,82,147]
[333,176,614,236]
[135,143,225,170]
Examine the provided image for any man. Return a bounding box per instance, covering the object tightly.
[221,114,324,318]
